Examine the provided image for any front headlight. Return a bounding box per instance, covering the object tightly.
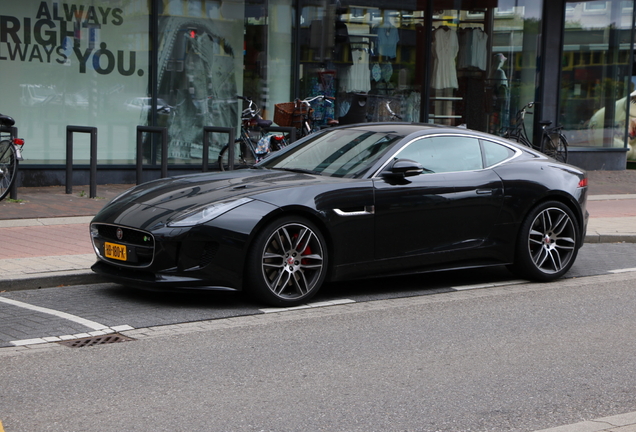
[167,197,253,227]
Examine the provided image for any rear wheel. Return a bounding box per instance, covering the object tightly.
[217,139,254,171]
[510,201,580,281]
[542,133,568,163]
[246,216,328,307]
[0,140,17,201]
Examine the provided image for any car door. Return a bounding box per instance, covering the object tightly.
[373,134,504,266]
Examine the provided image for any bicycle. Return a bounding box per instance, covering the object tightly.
[217,96,287,171]
[274,95,337,139]
[383,99,402,121]
[502,102,568,163]
[0,113,25,201]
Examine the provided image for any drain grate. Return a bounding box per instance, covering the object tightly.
[58,333,134,348]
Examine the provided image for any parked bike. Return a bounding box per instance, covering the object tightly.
[502,102,568,163]
[0,114,25,201]
[274,95,337,139]
[217,96,288,171]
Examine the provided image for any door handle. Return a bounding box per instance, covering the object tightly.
[476,189,494,195]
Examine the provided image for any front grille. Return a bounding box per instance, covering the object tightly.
[97,224,154,247]
[91,223,155,267]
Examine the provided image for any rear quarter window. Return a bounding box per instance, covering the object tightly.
[482,139,515,167]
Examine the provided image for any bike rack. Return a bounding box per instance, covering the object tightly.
[0,125,19,200]
[66,126,98,198]
[265,126,297,143]
[136,126,168,185]
[202,126,235,171]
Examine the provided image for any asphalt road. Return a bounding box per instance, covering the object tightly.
[2,269,636,432]
[1,242,635,347]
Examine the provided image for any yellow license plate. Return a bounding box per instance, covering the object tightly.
[104,242,127,261]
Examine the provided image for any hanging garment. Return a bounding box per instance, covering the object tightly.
[431,27,459,90]
[471,29,488,71]
[374,25,399,59]
[340,49,371,92]
[457,28,488,71]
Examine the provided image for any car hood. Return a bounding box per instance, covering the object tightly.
[94,169,338,222]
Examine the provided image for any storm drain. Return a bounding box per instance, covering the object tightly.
[58,334,134,348]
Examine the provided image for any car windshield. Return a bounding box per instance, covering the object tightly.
[258,128,403,178]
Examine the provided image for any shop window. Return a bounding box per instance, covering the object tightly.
[294,0,541,140]
[560,0,634,160]
[0,0,151,166]
[583,1,609,12]
[494,6,515,16]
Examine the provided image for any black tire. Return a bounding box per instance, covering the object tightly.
[246,216,328,307]
[510,201,580,281]
[0,140,17,201]
[217,139,253,171]
[542,133,568,163]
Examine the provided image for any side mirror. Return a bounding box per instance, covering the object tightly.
[382,159,424,179]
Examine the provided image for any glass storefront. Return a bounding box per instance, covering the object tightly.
[297,0,543,138]
[2,1,150,165]
[560,0,635,160]
[0,0,634,175]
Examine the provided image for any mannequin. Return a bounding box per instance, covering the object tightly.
[491,53,509,131]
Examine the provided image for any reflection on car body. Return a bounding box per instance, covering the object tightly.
[90,123,589,307]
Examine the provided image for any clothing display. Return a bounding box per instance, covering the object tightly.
[458,28,488,71]
[373,24,399,59]
[431,27,459,90]
[372,63,381,81]
[340,49,371,93]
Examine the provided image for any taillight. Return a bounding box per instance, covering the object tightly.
[578,177,588,188]
[13,138,24,146]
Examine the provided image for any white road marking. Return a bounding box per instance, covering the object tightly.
[452,279,529,291]
[260,298,356,313]
[0,296,134,346]
[609,267,636,274]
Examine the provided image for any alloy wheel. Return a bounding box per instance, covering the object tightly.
[260,222,325,301]
[527,206,577,274]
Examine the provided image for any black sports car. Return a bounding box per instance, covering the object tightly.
[90,123,588,306]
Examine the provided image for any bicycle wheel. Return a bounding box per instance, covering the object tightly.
[0,140,17,201]
[217,139,254,171]
[542,132,568,163]
[504,130,534,150]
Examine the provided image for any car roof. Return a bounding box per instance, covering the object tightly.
[337,122,444,135]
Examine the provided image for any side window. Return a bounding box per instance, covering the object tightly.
[482,139,515,167]
[397,136,483,173]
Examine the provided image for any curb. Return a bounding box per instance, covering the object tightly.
[585,234,636,244]
[0,270,107,292]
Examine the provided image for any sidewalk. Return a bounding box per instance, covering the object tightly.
[0,170,635,292]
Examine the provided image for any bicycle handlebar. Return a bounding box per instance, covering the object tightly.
[296,95,334,106]
[238,95,260,119]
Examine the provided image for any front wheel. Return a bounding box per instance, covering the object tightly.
[0,140,17,201]
[246,216,328,307]
[510,201,580,281]
[542,133,568,163]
